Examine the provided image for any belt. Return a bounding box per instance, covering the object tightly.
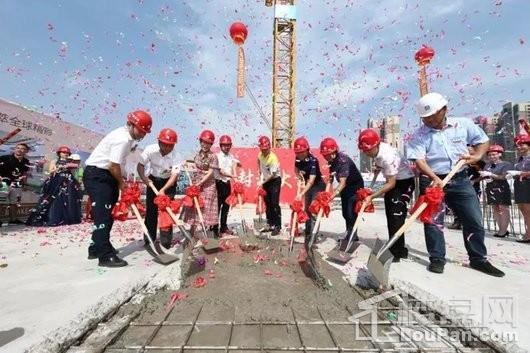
[149,175,170,181]
[422,169,468,180]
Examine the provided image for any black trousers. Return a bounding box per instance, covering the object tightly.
[145,176,176,244]
[83,166,119,259]
[263,177,282,229]
[216,179,231,232]
[383,178,415,258]
[340,185,361,243]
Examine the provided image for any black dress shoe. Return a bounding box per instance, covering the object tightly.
[270,228,281,236]
[88,248,97,260]
[516,238,530,243]
[427,262,445,274]
[98,255,128,267]
[493,232,509,238]
[88,246,118,260]
[469,261,505,277]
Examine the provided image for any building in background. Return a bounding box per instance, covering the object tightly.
[495,102,530,162]
[359,116,402,173]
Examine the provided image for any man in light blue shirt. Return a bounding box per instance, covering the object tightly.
[407,92,504,277]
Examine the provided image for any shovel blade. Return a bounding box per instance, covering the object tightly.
[327,247,352,264]
[366,238,394,287]
[153,253,180,265]
[253,218,267,232]
[202,238,221,253]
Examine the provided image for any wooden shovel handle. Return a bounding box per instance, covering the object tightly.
[377,159,467,258]
[147,182,184,227]
[130,203,156,245]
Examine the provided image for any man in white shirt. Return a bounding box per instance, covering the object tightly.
[358,129,415,261]
[215,135,241,235]
[137,128,180,248]
[84,110,152,267]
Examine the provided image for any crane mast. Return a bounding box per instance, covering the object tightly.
[266,0,297,148]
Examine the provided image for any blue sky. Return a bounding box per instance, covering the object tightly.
[1,0,529,157]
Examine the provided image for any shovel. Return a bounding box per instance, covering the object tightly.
[129,203,180,265]
[147,182,193,245]
[306,174,334,251]
[366,160,466,288]
[183,166,220,253]
[326,202,366,264]
[288,178,305,253]
[253,193,267,234]
[253,175,268,234]
[327,172,379,264]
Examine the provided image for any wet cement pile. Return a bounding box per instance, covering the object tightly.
[106,236,391,351]
[93,235,499,352]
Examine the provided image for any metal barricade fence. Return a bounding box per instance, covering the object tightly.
[445,180,525,237]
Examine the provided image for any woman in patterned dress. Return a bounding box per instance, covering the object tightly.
[511,135,530,243]
[481,145,513,238]
[184,130,220,238]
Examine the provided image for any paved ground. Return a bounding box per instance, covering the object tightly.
[0,203,528,352]
[0,220,182,353]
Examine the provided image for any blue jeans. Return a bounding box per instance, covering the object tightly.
[420,172,487,265]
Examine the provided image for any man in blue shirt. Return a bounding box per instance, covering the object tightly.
[407,92,504,277]
[293,137,326,239]
[320,137,364,251]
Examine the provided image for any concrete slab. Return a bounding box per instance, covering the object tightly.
[311,205,530,353]
[0,220,182,353]
[1,204,528,352]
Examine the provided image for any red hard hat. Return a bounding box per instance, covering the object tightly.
[127,110,152,133]
[487,144,504,154]
[258,136,271,150]
[56,145,71,155]
[358,129,381,152]
[515,134,530,145]
[219,135,232,145]
[293,137,310,153]
[320,137,339,156]
[199,130,215,144]
[158,128,177,145]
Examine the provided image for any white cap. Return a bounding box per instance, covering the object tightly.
[415,92,448,117]
[70,153,81,161]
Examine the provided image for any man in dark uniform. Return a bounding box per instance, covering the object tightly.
[293,137,326,239]
[319,137,364,251]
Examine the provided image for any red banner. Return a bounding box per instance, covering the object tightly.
[228,147,330,204]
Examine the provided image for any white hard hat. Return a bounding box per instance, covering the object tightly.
[70,153,81,161]
[415,92,448,118]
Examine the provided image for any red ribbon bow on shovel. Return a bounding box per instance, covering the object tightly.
[255,186,267,215]
[354,188,375,214]
[308,191,332,217]
[154,194,182,230]
[183,184,204,208]
[410,186,445,224]
[290,200,309,224]
[226,181,245,206]
[112,182,145,221]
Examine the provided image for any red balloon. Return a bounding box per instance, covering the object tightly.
[415,45,435,65]
[229,22,248,45]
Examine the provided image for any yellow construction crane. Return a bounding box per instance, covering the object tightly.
[266,0,297,148]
